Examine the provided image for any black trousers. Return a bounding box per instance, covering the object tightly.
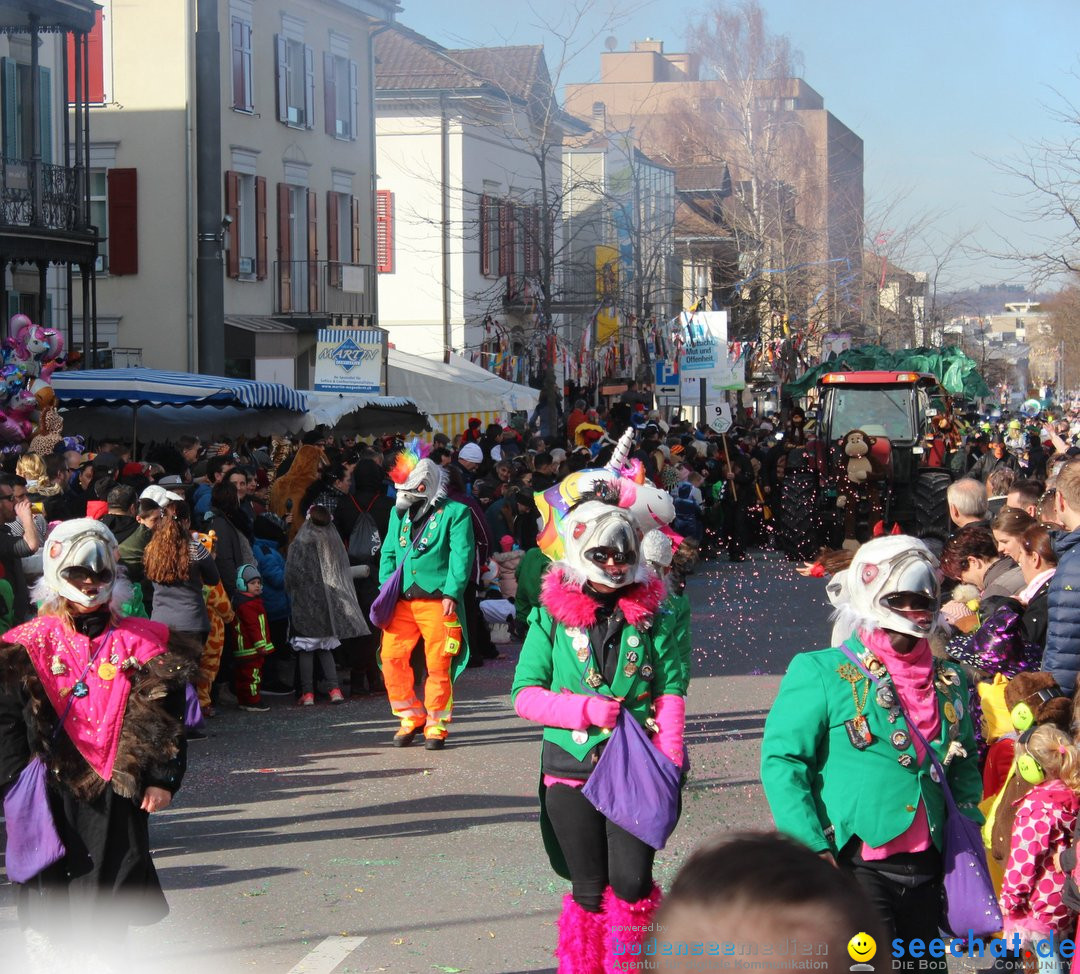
[840,843,946,973]
[545,782,654,913]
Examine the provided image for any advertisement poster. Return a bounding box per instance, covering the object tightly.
[313,328,385,394]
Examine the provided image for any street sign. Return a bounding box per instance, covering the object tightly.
[656,359,679,394]
[709,402,732,434]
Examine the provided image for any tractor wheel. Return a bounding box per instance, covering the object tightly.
[913,468,952,545]
[780,469,820,559]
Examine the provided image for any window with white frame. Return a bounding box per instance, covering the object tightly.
[88,169,106,271]
[236,172,256,276]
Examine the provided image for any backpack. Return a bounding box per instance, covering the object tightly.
[347,496,382,566]
[671,482,701,535]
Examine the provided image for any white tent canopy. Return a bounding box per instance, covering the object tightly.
[385,349,540,416]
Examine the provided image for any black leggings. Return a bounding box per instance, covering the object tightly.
[545,782,655,913]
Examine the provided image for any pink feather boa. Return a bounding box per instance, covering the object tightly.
[540,563,667,629]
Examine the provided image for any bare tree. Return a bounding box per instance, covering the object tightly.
[986,73,1080,286]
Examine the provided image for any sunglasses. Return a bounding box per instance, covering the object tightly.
[61,567,114,584]
[586,547,633,565]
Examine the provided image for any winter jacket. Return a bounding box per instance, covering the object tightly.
[234,594,272,658]
[1043,528,1080,693]
[493,549,523,598]
[1001,779,1079,938]
[252,536,290,622]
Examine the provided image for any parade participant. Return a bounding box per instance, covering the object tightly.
[511,475,686,972]
[761,534,983,954]
[376,443,474,748]
[231,564,273,712]
[0,518,193,951]
[285,505,368,706]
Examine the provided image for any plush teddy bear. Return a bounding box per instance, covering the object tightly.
[841,429,875,483]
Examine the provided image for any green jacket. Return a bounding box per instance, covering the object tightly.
[511,600,688,763]
[514,546,549,627]
[379,498,475,602]
[760,634,983,856]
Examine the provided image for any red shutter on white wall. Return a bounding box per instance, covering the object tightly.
[479,195,491,276]
[255,176,267,280]
[498,201,514,276]
[523,207,537,276]
[376,190,394,274]
[224,171,240,278]
[107,168,138,275]
[68,10,104,103]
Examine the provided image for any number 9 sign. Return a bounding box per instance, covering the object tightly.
[709,403,732,434]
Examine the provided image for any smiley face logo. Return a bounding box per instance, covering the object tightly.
[848,933,877,964]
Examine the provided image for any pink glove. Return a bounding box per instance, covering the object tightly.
[652,694,686,768]
[515,686,618,730]
[583,696,621,729]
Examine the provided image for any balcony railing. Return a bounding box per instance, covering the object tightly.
[0,159,86,232]
[273,260,375,317]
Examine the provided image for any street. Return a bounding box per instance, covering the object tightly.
[0,551,832,973]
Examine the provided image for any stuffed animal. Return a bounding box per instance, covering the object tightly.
[840,429,876,483]
[835,429,886,550]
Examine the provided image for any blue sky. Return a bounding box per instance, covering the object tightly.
[399,0,1080,292]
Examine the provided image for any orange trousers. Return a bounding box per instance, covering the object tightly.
[380,598,457,738]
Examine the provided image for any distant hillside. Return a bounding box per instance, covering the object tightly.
[940,284,1053,315]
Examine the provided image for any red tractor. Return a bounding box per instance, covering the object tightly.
[781,370,956,552]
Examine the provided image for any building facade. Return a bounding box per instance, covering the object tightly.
[0,0,99,351]
[374,24,585,382]
[72,0,396,383]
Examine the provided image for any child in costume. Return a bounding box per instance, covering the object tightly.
[285,505,369,706]
[1001,725,1080,972]
[0,519,193,960]
[233,564,274,712]
[199,578,234,716]
[511,432,687,974]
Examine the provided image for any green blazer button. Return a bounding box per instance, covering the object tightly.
[905,804,915,812]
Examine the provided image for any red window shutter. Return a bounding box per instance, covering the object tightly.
[326,191,339,263]
[479,195,491,276]
[277,182,291,309]
[224,171,240,278]
[307,188,318,309]
[522,207,535,276]
[68,10,105,103]
[323,52,336,136]
[499,202,514,276]
[107,168,138,275]
[255,175,267,280]
[350,195,360,263]
[376,190,394,274]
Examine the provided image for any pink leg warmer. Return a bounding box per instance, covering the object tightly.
[603,884,662,974]
[555,893,606,974]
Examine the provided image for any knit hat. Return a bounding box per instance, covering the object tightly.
[500,534,515,552]
[459,442,484,463]
[236,563,262,593]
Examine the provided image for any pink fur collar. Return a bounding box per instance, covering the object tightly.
[540,563,667,629]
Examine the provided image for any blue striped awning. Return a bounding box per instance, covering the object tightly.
[51,368,308,411]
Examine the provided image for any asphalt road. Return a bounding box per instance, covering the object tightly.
[0,550,834,973]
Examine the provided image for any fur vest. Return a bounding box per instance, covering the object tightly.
[0,627,196,802]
